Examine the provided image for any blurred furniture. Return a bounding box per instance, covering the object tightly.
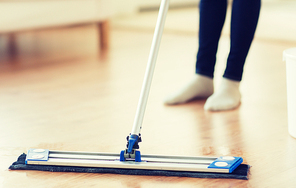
[0,0,118,53]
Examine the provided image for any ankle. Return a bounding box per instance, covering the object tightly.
[219,78,240,91]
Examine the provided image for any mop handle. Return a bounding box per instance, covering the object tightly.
[131,0,170,135]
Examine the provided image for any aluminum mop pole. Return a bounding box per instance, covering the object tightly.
[120,0,170,162]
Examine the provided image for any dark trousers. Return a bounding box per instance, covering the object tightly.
[195,0,261,81]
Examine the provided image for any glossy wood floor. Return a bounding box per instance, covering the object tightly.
[1,3,296,188]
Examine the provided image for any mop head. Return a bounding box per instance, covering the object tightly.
[9,153,250,180]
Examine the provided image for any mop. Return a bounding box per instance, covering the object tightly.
[9,0,250,180]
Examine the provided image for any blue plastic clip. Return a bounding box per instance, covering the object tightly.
[208,156,243,173]
[134,150,141,162]
[127,134,139,153]
[120,150,126,161]
[119,149,141,162]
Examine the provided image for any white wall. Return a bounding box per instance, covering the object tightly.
[138,0,197,8]
[111,0,139,15]
[136,0,283,9]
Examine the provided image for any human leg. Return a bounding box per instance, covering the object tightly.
[195,0,228,77]
[205,0,261,111]
[164,0,227,105]
[224,0,261,81]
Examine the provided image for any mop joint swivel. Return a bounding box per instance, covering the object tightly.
[119,134,142,162]
[126,133,142,153]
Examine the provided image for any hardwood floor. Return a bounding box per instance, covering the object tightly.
[1,3,296,187]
